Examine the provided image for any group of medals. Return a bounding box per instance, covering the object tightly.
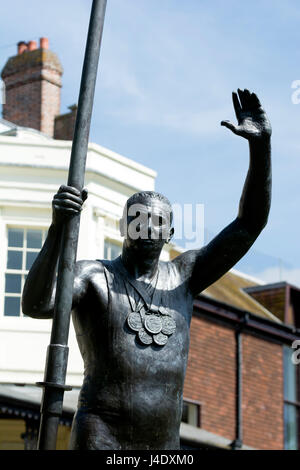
[127,308,176,346]
[118,258,176,347]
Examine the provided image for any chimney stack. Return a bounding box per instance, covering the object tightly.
[27,40,37,51]
[17,41,28,55]
[1,37,63,136]
[54,104,77,141]
[40,37,49,50]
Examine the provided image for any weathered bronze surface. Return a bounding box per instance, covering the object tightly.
[22,89,272,450]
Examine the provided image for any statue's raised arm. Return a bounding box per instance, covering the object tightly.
[173,89,272,296]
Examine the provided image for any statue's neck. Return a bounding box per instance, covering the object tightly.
[121,247,160,281]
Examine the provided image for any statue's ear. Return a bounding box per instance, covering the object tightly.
[166,227,174,244]
[119,218,124,237]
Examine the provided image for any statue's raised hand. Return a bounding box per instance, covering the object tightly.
[221,89,272,142]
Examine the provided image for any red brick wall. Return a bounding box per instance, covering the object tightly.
[40,71,61,136]
[184,314,284,449]
[3,68,61,136]
[184,316,236,441]
[3,72,42,131]
[242,334,283,449]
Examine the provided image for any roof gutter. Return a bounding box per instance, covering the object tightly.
[194,295,300,345]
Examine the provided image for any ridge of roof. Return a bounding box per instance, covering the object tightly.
[245,281,300,294]
[229,268,265,285]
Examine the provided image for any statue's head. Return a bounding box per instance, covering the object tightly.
[120,191,174,253]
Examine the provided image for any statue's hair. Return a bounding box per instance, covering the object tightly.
[123,191,173,221]
[126,191,171,207]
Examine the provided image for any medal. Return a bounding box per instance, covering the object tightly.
[153,332,168,346]
[161,316,176,336]
[138,327,153,345]
[127,311,143,332]
[144,314,162,335]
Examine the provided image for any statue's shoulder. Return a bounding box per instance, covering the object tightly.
[168,251,195,283]
[158,259,184,286]
[74,259,109,279]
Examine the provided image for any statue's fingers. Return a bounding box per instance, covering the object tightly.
[53,199,83,212]
[250,92,262,109]
[232,92,242,121]
[54,192,83,205]
[53,205,79,216]
[221,120,238,135]
[243,89,252,108]
[58,185,81,197]
[237,88,247,110]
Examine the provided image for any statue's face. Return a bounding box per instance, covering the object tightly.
[121,197,173,251]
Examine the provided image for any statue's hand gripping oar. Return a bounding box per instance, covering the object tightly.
[36,0,107,450]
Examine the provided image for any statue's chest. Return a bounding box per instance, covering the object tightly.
[100,262,193,354]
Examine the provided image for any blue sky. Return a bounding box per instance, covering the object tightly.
[0,0,300,286]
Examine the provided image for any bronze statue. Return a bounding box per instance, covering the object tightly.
[22,89,272,450]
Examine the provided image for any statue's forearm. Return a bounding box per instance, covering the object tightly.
[22,224,61,318]
[238,137,271,236]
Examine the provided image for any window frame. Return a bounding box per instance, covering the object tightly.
[0,220,51,330]
[283,345,300,450]
[182,398,202,428]
[4,227,47,318]
[104,238,122,261]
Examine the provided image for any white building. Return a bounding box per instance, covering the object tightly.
[0,118,163,388]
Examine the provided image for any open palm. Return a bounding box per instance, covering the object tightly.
[221,89,272,141]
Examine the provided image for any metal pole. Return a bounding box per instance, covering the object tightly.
[36,0,107,450]
[230,316,247,450]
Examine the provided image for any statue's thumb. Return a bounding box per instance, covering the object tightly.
[221,120,238,134]
[82,188,88,202]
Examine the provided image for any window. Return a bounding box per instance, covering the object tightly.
[284,345,300,449]
[181,399,201,428]
[104,239,122,260]
[4,228,46,317]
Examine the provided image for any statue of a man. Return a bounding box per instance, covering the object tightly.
[22,89,271,450]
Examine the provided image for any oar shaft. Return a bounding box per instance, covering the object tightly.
[37,0,107,450]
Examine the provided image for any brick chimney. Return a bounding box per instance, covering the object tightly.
[54,104,77,141]
[1,38,63,136]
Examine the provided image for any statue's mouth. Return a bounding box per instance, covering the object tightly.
[130,238,163,247]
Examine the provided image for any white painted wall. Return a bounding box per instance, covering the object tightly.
[0,127,161,386]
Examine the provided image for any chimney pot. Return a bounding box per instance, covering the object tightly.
[40,37,49,50]
[17,41,28,55]
[2,37,63,136]
[28,40,37,51]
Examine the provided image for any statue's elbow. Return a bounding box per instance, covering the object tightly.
[21,298,36,318]
[21,296,47,319]
[248,216,268,240]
